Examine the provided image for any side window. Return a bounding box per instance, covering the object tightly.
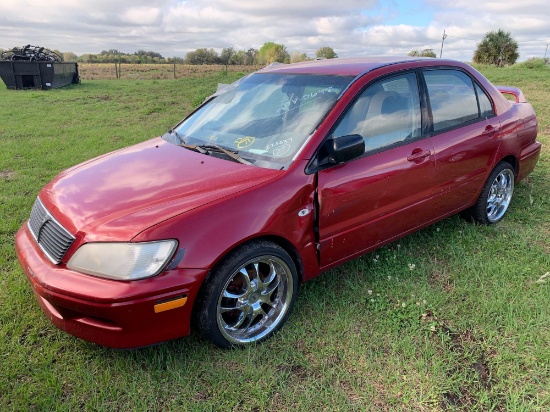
[476,83,494,118]
[333,73,421,154]
[424,69,479,132]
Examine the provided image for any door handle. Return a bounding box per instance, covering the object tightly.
[482,125,500,136]
[407,149,431,162]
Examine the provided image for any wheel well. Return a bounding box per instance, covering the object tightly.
[245,235,305,284]
[500,155,518,177]
[203,236,305,285]
[229,236,304,283]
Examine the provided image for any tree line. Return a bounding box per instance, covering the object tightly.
[0,43,338,65]
[1,30,537,67]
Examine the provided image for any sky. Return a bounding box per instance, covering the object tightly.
[1,0,549,62]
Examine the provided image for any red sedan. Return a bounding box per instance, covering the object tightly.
[15,57,541,348]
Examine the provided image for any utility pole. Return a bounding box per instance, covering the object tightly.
[545,44,549,59]
[440,30,448,58]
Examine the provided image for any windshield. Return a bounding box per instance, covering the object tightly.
[165,73,354,169]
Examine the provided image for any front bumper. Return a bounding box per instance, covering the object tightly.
[15,225,207,348]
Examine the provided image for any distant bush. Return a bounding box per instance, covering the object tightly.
[516,57,550,69]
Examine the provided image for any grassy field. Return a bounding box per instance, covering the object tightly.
[0,65,548,411]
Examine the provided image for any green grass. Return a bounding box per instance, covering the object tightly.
[1,66,549,411]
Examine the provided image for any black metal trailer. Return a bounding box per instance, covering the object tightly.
[0,45,80,90]
[0,61,80,90]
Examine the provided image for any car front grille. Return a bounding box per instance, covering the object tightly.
[28,198,75,264]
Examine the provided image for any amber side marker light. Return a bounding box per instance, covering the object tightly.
[154,296,188,313]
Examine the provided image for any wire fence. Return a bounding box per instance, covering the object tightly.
[78,63,264,80]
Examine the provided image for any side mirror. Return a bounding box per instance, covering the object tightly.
[306,134,365,174]
[327,134,365,164]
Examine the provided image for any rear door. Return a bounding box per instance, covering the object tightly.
[422,68,502,214]
[315,72,438,268]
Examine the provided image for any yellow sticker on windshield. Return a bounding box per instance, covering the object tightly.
[234,136,255,149]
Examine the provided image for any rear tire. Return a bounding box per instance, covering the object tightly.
[461,161,515,224]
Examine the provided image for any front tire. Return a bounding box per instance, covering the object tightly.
[196,241,297,348]
[462,161,515,224]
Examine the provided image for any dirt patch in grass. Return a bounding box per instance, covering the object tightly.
[1,169,15,180]
[94,95,112,101]
[418,311,503,409]
[276,363,310,381]
[433,323,503,410]
[536,227,550,254]
[427,268,454,293]
[339,380,366,406]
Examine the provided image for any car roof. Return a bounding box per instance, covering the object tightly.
[258,57,443,76]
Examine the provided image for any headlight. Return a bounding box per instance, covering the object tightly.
[67,240,178,281]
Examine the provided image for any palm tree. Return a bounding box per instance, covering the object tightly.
[473,29,519,67]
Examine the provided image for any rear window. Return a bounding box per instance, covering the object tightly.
[424,69,480,132]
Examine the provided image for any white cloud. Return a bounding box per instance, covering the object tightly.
[121,7,162,26]
[0,0,549,61]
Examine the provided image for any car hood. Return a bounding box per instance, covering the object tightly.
[40,137,282,241]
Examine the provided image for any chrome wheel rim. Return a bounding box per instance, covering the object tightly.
[486,169,514,223]
[216,256,294,344]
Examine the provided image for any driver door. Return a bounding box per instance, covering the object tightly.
[316,72,438,268]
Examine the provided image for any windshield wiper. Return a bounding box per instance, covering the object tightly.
[199,144,252,165]
[169,129,186,145]
[178,142,208,154]
[178,142,252,166]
